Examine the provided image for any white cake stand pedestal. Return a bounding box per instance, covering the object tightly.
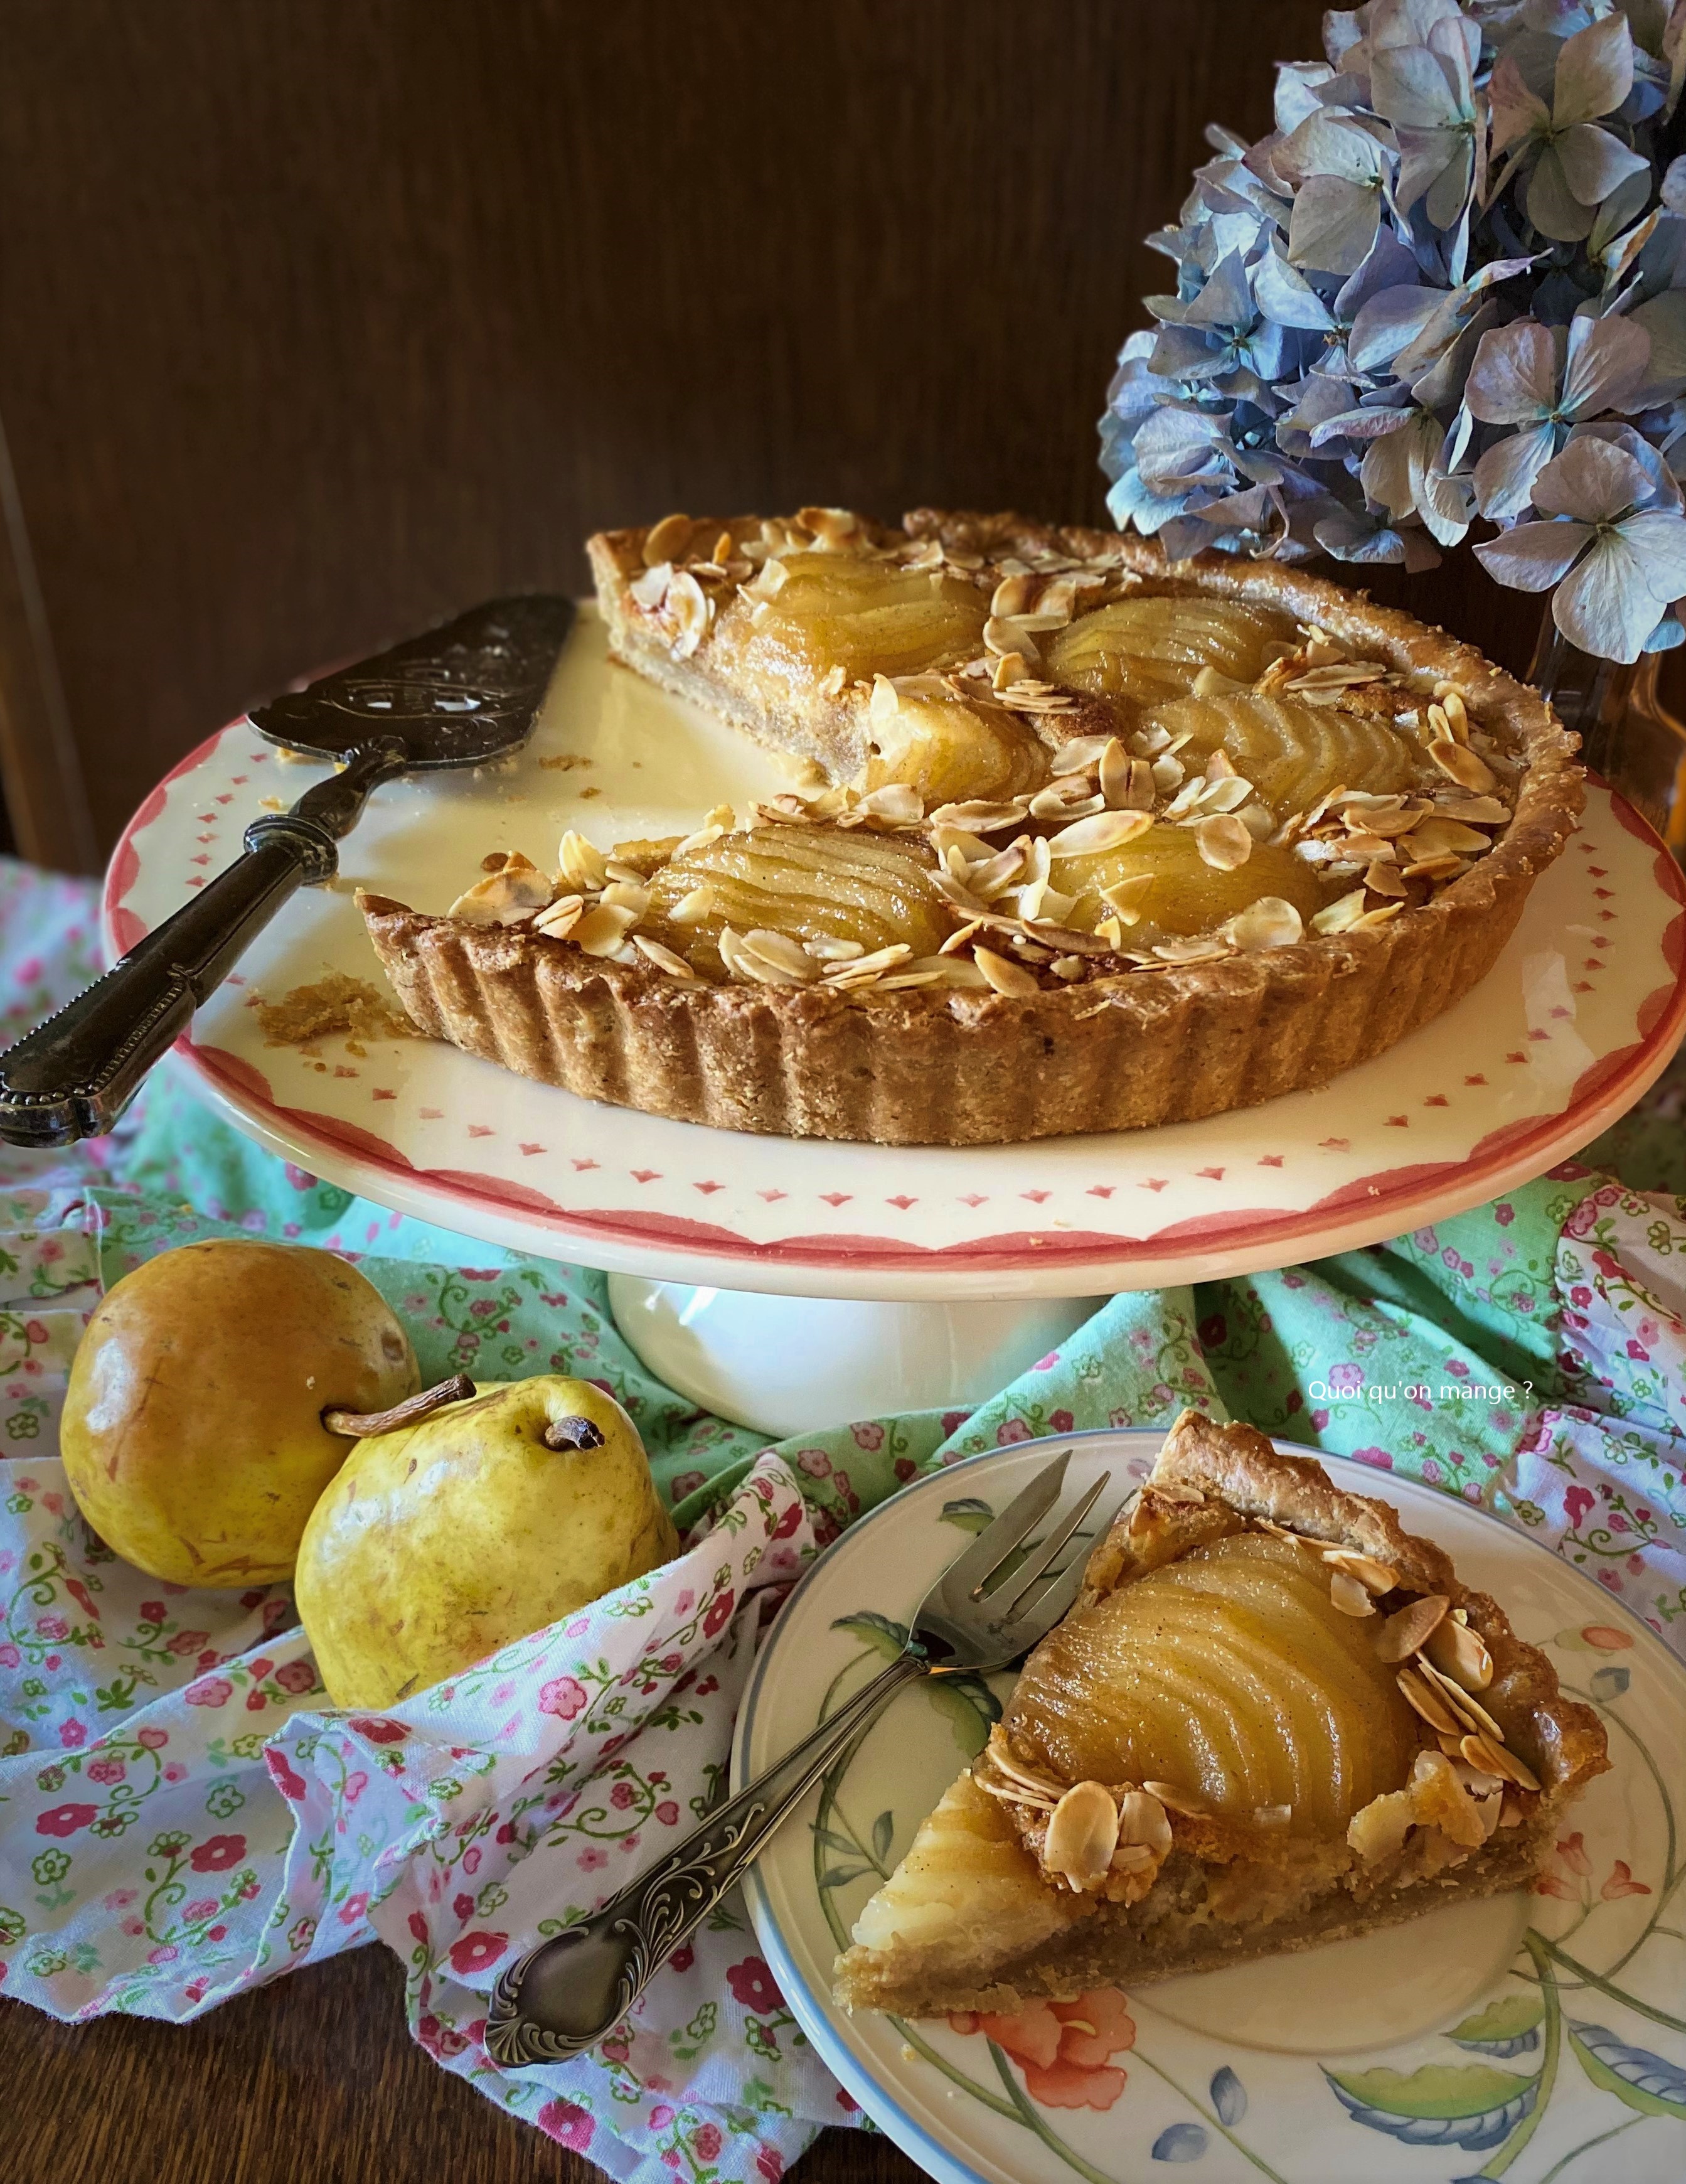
[105,615,1686,1434]
[601,1279,1106,1435]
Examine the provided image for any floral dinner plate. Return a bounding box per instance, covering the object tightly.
[732,1432,1686,2184]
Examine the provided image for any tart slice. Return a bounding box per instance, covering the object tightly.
[832,1413,1608,2018]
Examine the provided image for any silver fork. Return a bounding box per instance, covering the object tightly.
[485,1450,1110,2065]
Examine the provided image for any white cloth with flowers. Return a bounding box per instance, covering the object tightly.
[0,1211,840,2182]
[5,1147,1686,2184]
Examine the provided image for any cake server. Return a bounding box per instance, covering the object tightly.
[0,593,574,1147]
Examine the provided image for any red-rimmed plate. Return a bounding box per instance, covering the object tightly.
[105,609,1686,1300]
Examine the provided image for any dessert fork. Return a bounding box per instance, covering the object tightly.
[486,1449,1111,2065]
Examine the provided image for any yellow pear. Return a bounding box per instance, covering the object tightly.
[61,1241,419,1586]
[294,1376,680,1707]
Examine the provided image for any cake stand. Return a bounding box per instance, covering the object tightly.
[104,610,1686,1433]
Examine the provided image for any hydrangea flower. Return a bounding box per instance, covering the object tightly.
[1101,0,1686,662]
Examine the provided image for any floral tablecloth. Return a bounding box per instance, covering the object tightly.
[0,854,1682,2184]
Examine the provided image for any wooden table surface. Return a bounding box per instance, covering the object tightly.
[1,1943,930,2184]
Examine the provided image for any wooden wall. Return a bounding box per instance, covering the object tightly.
[0,0,1547,872]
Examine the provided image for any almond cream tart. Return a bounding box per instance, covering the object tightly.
[831,1413,1609,2016]
[358,506,1582,1145]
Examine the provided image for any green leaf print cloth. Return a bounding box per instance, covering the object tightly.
[0,854,1682,2184]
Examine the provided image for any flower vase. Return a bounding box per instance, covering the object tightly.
[1530,616,1686,862]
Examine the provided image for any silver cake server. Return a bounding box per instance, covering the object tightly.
[0,594,574,1147]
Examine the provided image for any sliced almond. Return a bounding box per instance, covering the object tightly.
[1461,1733,1541,1794]
[572,903,637,956]
[663,568,712,656]
[1195,813,1253,871]
[1043,1780,1121,1889]
[1108,1841,1156,1873]
[1152,934,1229,964]
[629,560,673,609]
[1431,684,1471,742]
[1397,1664,1462,1736]
[1097,738,1129,806]
[1417,1654,1507,1742]
[1429,739,1497,793]
[1288,660,1389,690]
[1425,1615,1495,1693]
[821,943,911,982]
[631,934,698,978]
[557,830,608,892]
[532,893,585,939]
[742,929,821,983]
[1143,1779,1207,1817]
[1116,1788,1173,1855]
[1030,781,1104,821]
[927,798,1032,834]
[1049,809,1154,857]
[1050,734,1116,778]
[1375,1594,1449,1662]
[1433,795,1510,825]
[1223,896,1303,951]
[1449,1756,1507,1800]
[1151,751,1187,793]
[1402,816,1491,861]
[973,945,1041,997]
[851,782,924,825]
[448,855,555,926]
[643,512,692,565]
[671,885,715,925]
[1100,872,1155,921]
[1322,1548,1397,1595]
[600,881,651,919]
[1330,1570,1377,1617]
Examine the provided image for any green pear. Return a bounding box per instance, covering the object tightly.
[61,1241,418,1586]
[294,1376,679,1706]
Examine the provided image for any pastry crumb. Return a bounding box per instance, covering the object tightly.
[537,753,594,772]
[253,972,415,1047]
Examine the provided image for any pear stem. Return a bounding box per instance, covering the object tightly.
[323,1373,475,1438]
[542,1415,607,1451]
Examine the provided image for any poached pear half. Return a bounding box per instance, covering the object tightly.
[295,1376,679,1707]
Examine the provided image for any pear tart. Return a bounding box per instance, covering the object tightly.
[832,1413,1609,2018]
[359,506,1582,1145]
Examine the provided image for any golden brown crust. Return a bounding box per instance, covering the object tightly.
[836,1828,1552,2016]
[364,510,1583,1146]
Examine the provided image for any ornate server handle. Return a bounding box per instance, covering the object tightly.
[486,1650,929,2065]
[0,739,406,1148]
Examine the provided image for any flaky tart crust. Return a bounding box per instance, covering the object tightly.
[832,1413,1608,2018]
[360,508,1583,1147]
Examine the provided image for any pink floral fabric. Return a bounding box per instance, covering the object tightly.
[0,1209,833,2183]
